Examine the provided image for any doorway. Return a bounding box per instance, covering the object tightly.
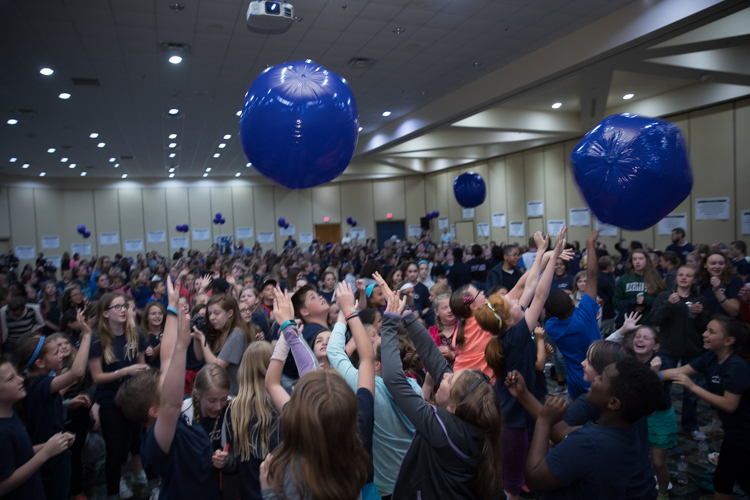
[376,221,405,248]
[314,224,341,246]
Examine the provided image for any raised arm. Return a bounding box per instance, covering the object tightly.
[337,282,374,394]
[273,286,319,377]
[401,312,452,382]
[524,227,566,330]
[158,276,181,377]
[50,309,92,393]
[326,319,359,389]
[584,229,599,299]
[515,232,550,307]
[265,338,291,412]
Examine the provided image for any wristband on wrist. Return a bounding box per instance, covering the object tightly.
[658,372,663,380]
[115,369,120,378]
[64,399,70,408]
[166,306,179,316]
[718,297,727,304]
[345,311,359,321]
[280,320,296,331]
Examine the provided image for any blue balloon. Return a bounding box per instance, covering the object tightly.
[278,217,286,227]
[351,220,357,227]
[346,216,353,225]
[83,230,91,238]
[453,173,486,208]
[77,224,86,234]
[570,113,692,231]
[434,210,440,217]
[215,212,222,219]
[239,60,359,190]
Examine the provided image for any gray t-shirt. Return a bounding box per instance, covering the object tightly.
[218,329,246,396]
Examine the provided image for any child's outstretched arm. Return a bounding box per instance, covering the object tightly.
[512,231,549,305]
[273,286,319,376]
[50,309,92,393]
[153,306,190,454]
[0,433,70,497]
[665,366,742,414]
[336,281,374,394]
[525,398,568,492]
[534,328,547,372]
[524,227,566,330]
[401,312,451,383]
[583,230,600,299]
[158,276,181,378]
[265,338,291,412]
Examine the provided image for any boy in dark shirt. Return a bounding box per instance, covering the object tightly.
[597,255,617,336]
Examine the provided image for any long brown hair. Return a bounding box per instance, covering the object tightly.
[192,363,230,423]
[712,316,750,366]
[205,295,255,355]
[267,370,369,500]
[432,293,452,338]
[450,370,503,498]
[476,294,512,377]
[625,249,666,296]
[698,251,736,287]
[96,293,140,364]
[450,285,474,350]
[139,302,166,343]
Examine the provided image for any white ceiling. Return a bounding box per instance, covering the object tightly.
[1,0,749,182]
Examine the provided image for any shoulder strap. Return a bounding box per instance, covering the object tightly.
[431,406,479,467]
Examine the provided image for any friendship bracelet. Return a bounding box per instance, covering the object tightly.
[345,311,359,321]
[166,306,179,316]
[280,319,296,331]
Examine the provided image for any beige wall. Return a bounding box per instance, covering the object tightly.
[2,98,749,270]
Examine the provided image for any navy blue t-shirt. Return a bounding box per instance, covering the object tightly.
[550,275,574,292]
[0,412,45,499]
[24,375,70,478]
[251,311,270,340]
[564,397,655,500]
[134,286,153,310]
[412,282,430,315]
[88,330,147,404]
[732,258,750,277]
[545,422,640,500]
[698,275,742,318]
[496,320,536,427]
[142,414,221,500]
[690,351,750,450]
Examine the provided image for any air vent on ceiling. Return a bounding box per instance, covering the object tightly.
[120,155,134,160]
[71,78,101,86]
[347,57,377,68]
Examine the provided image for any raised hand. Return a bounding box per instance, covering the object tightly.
[272,285,295,326]
[166,276,180,308]
[42,433,71,458]
[385,295,407,316]
[372,271,395,300]
[503,370,528,398]
[650,356,662,373]
[76,309,91,336]
[334,281,357,316]
[539,396,568,425]
[534,231,550,254]
[622,311,642,332]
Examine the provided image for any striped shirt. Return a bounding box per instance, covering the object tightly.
[1,304,44,352]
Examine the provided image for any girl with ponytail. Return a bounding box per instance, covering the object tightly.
[180,363,231,450]
[449,285,493,379]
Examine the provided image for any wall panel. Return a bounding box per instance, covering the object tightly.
[488,158,508,244]
[34,189,65,261]
[231,186,256,247]
[274,186,313,251]
[187,188,212,250]
[340,181,374,241]
[94,189,123,255]
[9,189,37,262]
[210,187,234,248]
[404,177,426,234]
[312,185,341,224]
[141,188,168,256]
[0,187,10,239]
[373,179,405,222]
[63,190,97,258]
[253,186,276,250]
[119,189,146,256]
[735,99,750,240]
[505,153,526,245]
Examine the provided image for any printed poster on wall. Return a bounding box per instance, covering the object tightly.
[41,235,60,249]
[509,222,525,238]
[741,210,750,235]
[170,237,189,249]
[657,213,688,235]
[695,197,730,220]
[547,220,566,236]
[257,232,274,243]
[450,224,456,237]
[99,232,119,246]
[462,208,474,219]
[595,218,618,237]
[527,200,544,217]
[192,228,210,241]
[15,245,36,260]
[236,227,254,239]
[124,239,144,252]
[491,213,506,228]
[299,232,313,244]
[568,208,590,226]
[408,225,422,237]
[350,228,366,240]
[46,255,61,269]
[438,217,449,229]
[147,231,166,243]
[71,243,91,256]
[279,224,296,236]
[477,223,490,237]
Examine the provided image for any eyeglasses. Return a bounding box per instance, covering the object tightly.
[239,308,250,314]
[148,311,163,316]
[108,303,128,311]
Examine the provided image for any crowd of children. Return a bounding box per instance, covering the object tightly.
[0,225,749,500]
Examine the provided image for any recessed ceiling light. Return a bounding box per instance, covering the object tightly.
[22,163,29,169]
[235,172,241,177]
[205,168,212,172]
[203,173,208,177]
[168,55,183,65]
[39,172,46,177]
[47,148,56,153]
[169,153,176,158]
[472,62,482,67]
[169,3,185,10]
[58,93,71,100]
[69,164,76,169]
[623,93,634,100]
[213,153,220,158]
[223,134,231,140]
[392,27,404,34]
[114,163,119,168]
[169,173,175,178]
[9,157,17,162]
[169,167,175,172]
[89,133,99,138]
[246,163,251,167]
[80,171,87,176]
[168,143,177,149]
[109,157,116,162]
[169,134,177,139]
[7,119,18,125]
[121,174,128,179]
[551,102,562,109]
[97,143,105,148]
[236,110,242,116]
[61,157,68,162]
[218,143,226,148]
[358,127,363,132]
[382,111,391,117]
[40,68,54,76]
[168,108,179,115]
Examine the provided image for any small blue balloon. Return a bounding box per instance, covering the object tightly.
[220,218,226,225]
[453,173,486,208]
[434,210,439,217]
[351,220,357,227]
[426,212,433,220]
[215,212,222,219]
[77,224,86,234]
[83,230,91,238]
[346,216,353,225]
[278,217,286,227]
[240,60,359,190]
[183,225,190,233]
[570,113,692,231]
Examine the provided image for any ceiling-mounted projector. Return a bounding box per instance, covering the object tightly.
[246,1,294,35]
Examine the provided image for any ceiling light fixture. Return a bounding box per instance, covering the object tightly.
[169,168,175,172]
[168,108,179,115]
[382,111,391,117]
[218,143,226,148]
[22,164,29,169]
[61,157,68,162]
[245,163,251,167]
[205,168,212,172]
[551,102,562,109]
[169,3,185,10]
[223,134,231,140]
[7,119,18,125]
[114,163,120,168]
[9,157,17,162]
[235,172,241,177]
[169,153,176,158]
[169,143,177,148]
[203,173,208,177]
[169,173,175,178]
[69,164,76,169]
[58,93,71,100]
[39,172,46,177]
[236,111,241,116]
[109,157,116,162]
[121,174,128,179]
[81,171,87,176]
[358,127,363,132]
[169,134,177,139]
[40,68,54,76]
[168,55,183,64]
[213,153,220,158]
[89,133,99,138]
[47,148,56,153]
[623,93,634,100]
[97,143,105,148]
[392,27,404,34]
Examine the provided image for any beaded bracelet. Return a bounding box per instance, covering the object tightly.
[345,311,359,321]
